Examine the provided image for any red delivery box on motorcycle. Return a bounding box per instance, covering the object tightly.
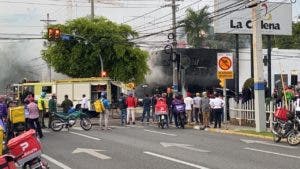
[274,107,289,121]
[0,155,16,169]
[7,129,42,166]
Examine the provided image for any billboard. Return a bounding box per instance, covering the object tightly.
[213,0,292,35]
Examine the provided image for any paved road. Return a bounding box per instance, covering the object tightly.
[40,123,300,169]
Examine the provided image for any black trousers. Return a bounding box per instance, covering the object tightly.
[28,118,43,138]
[213,108,223,128]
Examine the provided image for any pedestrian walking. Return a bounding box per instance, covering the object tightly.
[209,93,224,128]
[200,92,210,129]
[100,93,110,130]
[27,94,43,138]
[48,94,57,128]
[81,94,89,112]
[37,92,47,128]
[126,93,137,125]
[141,94,151,123]
[184,93,193,125]
[61,95,73,113]
[193,93,201,124]
[118,93,127,126]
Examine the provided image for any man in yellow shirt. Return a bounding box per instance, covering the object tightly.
[38,92,47,128]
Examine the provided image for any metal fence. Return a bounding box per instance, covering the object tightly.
[228,98,294,127]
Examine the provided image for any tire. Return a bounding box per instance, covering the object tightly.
[80,118,92,131]
[178,113,185,129]
[273,133,281,143]
[50,119,64,132]
[287,130,300,146]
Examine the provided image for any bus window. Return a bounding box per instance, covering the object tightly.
[42,86,52,94]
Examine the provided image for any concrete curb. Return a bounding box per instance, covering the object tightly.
[193,126,273,140]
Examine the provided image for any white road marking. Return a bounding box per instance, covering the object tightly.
[42,129,51,133]
[72,148,111,160]
[240,139,297,149]
[160,142,210,153]
[70,131,101,141]
[144,129,177,137]
[41,154,72,169]
[244,147,300,159]
[144,151,210,169]
[72,126,84,131]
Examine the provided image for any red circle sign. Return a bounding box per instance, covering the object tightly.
[219,56,232,71]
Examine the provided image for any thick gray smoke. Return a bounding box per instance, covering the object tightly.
[145,51,172,86]
[0,40,67,94]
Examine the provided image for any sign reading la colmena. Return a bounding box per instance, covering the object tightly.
[213,0,292,35]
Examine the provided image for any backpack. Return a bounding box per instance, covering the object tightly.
[94,100,105,113]
[174,103,185,114]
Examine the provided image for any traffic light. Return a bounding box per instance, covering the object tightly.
[101,71,107,77]
[219,78,226,87]
[47,28,61,41]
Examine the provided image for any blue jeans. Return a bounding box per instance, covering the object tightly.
[141,107,150,122]
[120,109,127,125]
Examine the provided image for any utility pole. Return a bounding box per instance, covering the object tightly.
[40,13,56,82]
[172,0,178,93]
[251,0,266,132]
[91,0,95,19]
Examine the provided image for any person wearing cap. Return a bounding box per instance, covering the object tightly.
[48,94,57,128]
[193,93,202,125]
[38,92,47,128]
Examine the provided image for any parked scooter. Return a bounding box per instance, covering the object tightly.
[50,109,92,132]
[155,98,169,129]
[0,129,49,169]
[272,108,300,146]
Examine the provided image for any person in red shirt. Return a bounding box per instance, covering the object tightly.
[126,93,137,125]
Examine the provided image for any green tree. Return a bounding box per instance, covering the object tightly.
[42,17,149,84]
[179,6,211,48]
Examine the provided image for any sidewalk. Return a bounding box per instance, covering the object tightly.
[192,123,273,140]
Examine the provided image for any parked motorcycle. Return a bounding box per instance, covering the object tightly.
[0,129,49,169]
[157,114,168,129]
[272,108,300,146]
[50,110,92,132]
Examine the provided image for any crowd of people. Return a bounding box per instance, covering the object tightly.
[117,91,225,129]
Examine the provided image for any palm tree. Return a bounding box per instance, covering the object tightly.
[180,6,210,48]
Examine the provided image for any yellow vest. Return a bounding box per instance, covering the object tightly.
[94,100,105,113]
[38,97,46,110]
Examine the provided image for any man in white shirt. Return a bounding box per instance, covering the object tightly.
[81,94,89,112]
[209,93,224,128]
[193,93,201,124]
[184,93,193,125]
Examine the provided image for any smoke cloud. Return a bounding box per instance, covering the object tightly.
[0,40,67,94]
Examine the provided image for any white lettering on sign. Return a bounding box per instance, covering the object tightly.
[20,142,29,151]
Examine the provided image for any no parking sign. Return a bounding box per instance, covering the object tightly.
[217,53,233,79]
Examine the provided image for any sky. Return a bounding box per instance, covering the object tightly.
[0,0,299,86]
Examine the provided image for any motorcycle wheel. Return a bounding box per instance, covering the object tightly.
[287,130,300,146]
[51,119,64,132]
[80,118,92,131]
[178,114,185,129]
